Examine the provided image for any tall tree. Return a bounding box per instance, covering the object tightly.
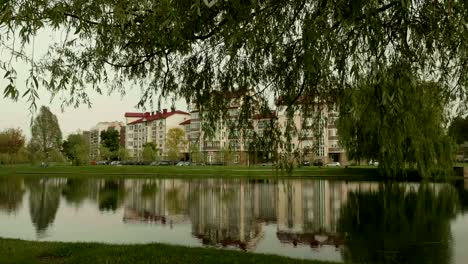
[166,128,187,161]
[337,64,454,177]
[100,129,120,152]
[31,106,62,158]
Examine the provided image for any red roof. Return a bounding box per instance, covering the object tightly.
[179,119,191,125]
[125,112,145,118]
[128,110,189,125]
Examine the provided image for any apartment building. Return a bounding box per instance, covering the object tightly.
[184,99,346,165]
[124,109,190,160]
[275,103,347,164]
[89,121,125,160]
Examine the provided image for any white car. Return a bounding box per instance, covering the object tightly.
[326,162,341,167]
[368,160,379,166]
[110,161,121,166]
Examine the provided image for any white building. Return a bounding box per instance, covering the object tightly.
[124,109,190,160]
[89,121,125,160]
[185,98,346,165]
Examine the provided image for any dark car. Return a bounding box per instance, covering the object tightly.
[313,159,324,166]
[157,160,172,166]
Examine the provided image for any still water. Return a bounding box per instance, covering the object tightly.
[0,176,467,263]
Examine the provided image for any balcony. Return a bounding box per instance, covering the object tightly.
[328,147,344,153]
[203,141,221,150]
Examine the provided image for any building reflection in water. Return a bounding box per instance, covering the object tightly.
[122,178,385,251]
[0,176,462,263]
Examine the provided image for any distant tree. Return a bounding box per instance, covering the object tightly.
[166,128,187,162]
[142,143,158,161]
[189,142,201,163]
[49,149,66,163]
[117,147,129,161]
[0,128,26,164]
[100,129,120,152]
[26,140,44,165]
[31,106,62,159]
[448,116,468,145]
[221,146,232,165]
[99,146,111,161]
[0,128,25,155]
[62,133,90,165]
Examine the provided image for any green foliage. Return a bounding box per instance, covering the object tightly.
[31,106,62,159]
[448,116,468,145]
[100,129,120,152]
[189,143,202,163]
[166,128,187,161]
[142,143,158,161]
[99,146,111,161]
[2,1,468,174]
[337,64,454,177]
[338,183,459,264]
[63,133,90,166]
[0,128,25,156]
[117,147,129,161]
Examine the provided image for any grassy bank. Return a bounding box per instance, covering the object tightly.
[0,164,379,179]
[0,238,332,264]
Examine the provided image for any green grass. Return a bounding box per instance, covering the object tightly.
[0,164,380,179]
[0,238,333,264]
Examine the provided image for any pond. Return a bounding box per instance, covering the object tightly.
[0,176,467,264]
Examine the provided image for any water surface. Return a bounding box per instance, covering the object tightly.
[0,176,467,264]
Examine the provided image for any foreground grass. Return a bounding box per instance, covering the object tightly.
[0,238,332,264]
[0,164,379,179]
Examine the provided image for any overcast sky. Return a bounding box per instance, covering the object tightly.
[0,28,186,139]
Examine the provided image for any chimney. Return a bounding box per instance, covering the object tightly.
[163,109,167,114]
[151,111,154,116]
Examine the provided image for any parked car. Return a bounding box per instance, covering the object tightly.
[157,160,172,166]
[261,162,274,167]
[326,162,341,167]
[302,161,311,166]
[96,160,108,165]
[313,159,324,166]
[110,161,121,166]
[368,160,379,166]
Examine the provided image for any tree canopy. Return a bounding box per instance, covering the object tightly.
[166,128,187,161]
[142,142,158,161]
[337,64,454,177]
[100,129,120,152]
[448,115,468,145]
[0,128,25,155]
[2,0,468,174]
[30,106,62,158]
[62,133,90,165]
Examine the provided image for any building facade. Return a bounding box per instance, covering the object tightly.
[89,121,125,161]
[184,101,347,165]
[124,109,190,160]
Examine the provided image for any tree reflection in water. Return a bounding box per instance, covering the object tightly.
[0,177,25,214]
[338,183,460,264]
[25,178,62,238]
[61,178,89,207]
[98,180,126,212]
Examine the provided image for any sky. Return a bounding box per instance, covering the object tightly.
[0,28,186,139]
